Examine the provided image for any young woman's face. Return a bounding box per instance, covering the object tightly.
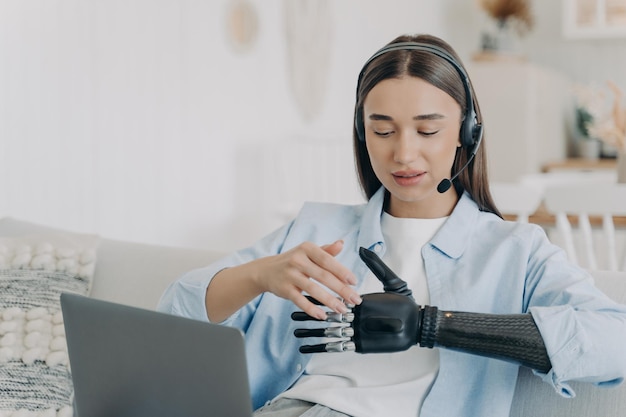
[363,76,462,218]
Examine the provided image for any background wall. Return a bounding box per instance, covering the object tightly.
[1,0,625,251]
[0,0,448,250]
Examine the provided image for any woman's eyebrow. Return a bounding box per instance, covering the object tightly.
[368,113,445,121]
[414,113,445,121]
[368,113,393,121]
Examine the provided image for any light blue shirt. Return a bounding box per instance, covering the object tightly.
[157,188,626,416]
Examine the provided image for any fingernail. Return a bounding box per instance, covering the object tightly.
[350,294,362,305]
[335,302,348,314]
[316,309,327,320]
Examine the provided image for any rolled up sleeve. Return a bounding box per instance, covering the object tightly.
[156,221,294,324]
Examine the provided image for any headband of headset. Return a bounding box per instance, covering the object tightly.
[355,41,482,149]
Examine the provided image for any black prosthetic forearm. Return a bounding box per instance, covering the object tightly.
[419,306,552,373]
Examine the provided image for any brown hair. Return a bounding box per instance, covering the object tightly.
[353,34,502,217]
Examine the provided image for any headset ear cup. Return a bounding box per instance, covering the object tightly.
[461,112,479,148]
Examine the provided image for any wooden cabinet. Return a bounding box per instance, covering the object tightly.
[468,58,571,182]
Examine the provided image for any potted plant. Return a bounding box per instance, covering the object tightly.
[477,0,534,54]
[575,101,601,160]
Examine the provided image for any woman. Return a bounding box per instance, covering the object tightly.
[157,34,626,417]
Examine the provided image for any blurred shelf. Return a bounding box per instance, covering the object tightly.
[541,158,617,173]
[471,51,527,63]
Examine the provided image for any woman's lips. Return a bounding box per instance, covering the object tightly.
[392,170,425,186]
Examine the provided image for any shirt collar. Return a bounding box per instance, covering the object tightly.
[430,191,480,259]
[357,187,481,259]
[357,187,386,252]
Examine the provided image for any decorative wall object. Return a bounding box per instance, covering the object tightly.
[563,0,626,38]
[284,0,332,122]
[226,0,259,52]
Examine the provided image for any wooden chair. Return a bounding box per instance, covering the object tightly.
[543,183,626,271]
[490,182,544,223]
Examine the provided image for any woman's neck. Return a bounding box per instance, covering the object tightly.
[385,189,459,219]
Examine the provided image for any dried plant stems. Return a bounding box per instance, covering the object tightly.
[478,0,534,34]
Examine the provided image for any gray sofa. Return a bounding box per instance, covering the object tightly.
[1,217,625,416]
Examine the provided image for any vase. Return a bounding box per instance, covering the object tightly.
[493,20,517,54]
[479,19,522,57]
[577,139,601,160]
[618,150,626,184]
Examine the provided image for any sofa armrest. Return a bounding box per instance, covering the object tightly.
[92,238,222,310]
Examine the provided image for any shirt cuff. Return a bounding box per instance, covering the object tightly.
[530,304,592,397]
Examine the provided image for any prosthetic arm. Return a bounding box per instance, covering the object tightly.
[292,247,552,373]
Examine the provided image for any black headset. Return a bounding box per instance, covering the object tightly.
[355,41,483,151]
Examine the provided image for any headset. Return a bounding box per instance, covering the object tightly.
[354,41,484,193]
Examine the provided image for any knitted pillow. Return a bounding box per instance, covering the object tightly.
[0,235,98,417]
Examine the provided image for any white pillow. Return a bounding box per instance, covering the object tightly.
[0,235,98,417]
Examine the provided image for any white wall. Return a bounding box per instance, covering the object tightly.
[0,0,448,250]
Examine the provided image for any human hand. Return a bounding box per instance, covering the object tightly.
[254,240,362,320]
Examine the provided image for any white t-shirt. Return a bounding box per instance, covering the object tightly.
[280,213,448,417]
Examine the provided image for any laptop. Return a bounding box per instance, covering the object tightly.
[60,293,253,417]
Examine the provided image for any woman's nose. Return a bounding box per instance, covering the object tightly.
[393,131,419,164]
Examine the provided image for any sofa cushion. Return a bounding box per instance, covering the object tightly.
[0,233,98,416]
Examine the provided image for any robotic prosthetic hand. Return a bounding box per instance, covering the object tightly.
[292,247,552,374]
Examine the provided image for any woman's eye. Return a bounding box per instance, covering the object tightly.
[374,130,393,137]
[419,130,439,137]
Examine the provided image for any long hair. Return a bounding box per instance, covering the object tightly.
[353,34,501,218]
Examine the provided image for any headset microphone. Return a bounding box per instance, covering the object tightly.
[437,125,483,194]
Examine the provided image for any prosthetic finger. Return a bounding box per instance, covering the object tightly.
[291,296,355,323]
[294,327,354,338]
[291,311,355,323]
[359,247,413,299]
[298,341,356,353]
